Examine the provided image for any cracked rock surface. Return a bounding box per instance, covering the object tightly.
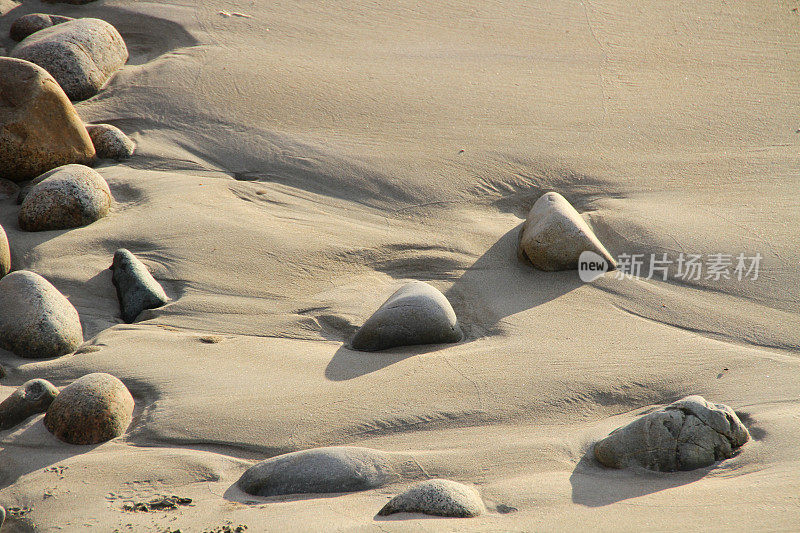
[0,378,59,430]
[378,479,485,518]
[594,395,750,471]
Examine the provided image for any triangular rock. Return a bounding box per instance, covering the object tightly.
[111,249,169,323]
[350,281,462,351]
[517,192,615,271]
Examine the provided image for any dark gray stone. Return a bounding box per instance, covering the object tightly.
[10,14,74,42]
[44,373,134,445]
[237,446,397,497]
[594,395,750,471]
[0,378,59,430]
[378,479,485,518]
[350,281,462,351]
[86,124,135,160]
[111,249,169,323]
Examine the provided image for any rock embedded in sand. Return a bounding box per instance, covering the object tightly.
[0,179,20,200]
[0,57,95,182]
[11,18,128,101]
[378,479,485,518]
[237,446,397,497]
[111,248,169,323]
[10,13,74,42]
[0,224,9,278]
[44,373,134,445]
[18,164,113,231]
[594,395,750,471]
[517,191,615,271]
[0,271,83,358]
[86,124,135,160]
[350,281,462,351]
[0,378,59,430]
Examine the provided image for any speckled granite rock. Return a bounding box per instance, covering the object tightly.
[11,18,128,101]
[86,124,135,160]
[378,479,485,518]
[0,379,59,430]
[0,271,82,358]
[18,164,112,231]
[0,57,95,182]
[44,373,134,444]
[10,13,73,42]
[111,249,169,323]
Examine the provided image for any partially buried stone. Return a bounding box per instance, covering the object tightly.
[0,224,9,278]
[0,57,95,182]
[237,446,397,497]
[0,270,83,359]
[0,179,20,200]
[86,124,135,160]
[111,249,169,323]
[378,479,485,518]
[0,379,59,430]
[18,164,113,231]
[593,395,750,471]
[350,281,462,351]
[11,18,128,101]
[10,13,74,42]
[44,373,134,445]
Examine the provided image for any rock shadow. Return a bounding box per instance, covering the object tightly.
[569,451,709,507]
[325,342,455,382]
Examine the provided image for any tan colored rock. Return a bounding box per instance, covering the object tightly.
[0,224,9,278]
[0,379,59,430]
[0,270,83,358]
[19,164,113,231]
[378,479,485,518]
[44,373,134,445]
[517,192,615,271]
[11,18,128,101]
[0,57,95,182]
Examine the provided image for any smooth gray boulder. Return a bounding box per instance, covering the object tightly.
[518,192,615,271]
[18,164,113,231]
[237,446,397,497]
[0,57,95,182]
[0,379,59,430]
[86,124,135,160]
[0,271,82,358]
[378,479,485,518]
[111,249,169,323]
[594,395,750,472]
[10,14,73,42]
[350,281,462,351]
[44,373,134,444]
[11,18,128,101]
[0,224,9,278]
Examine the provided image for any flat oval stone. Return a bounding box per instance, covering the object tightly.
[0,378,59,430]
[0,270,83,359]
[237,446,397,497]
[18,164,113,231]
[44,373,134,445]
[350,281,462,351]
[517,192,615,271]
[378,479,485,518]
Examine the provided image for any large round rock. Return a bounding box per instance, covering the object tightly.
[378,479,485,518]
[0,224,9,278]
[0,271,83,359]
[594,395,750,471]
[44,373,134,445]
[0,57,95,182]
[19,164,113,231]
[11,18,128,101]
[237,446,397,497]
[350,281,462,351]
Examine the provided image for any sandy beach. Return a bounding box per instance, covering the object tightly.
[0,0,799,530]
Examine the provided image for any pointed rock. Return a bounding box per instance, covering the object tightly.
[111,249,169,323]
[237,446,397,497]
[18,164,113,231]
[0,57,95,182]
[44,373,134,445]
[517,192,615,271]
[594,395,750,471]
[0,378,59,430]
[11,18,128,101]
[0,271,83,359]
[378,479,485,518]
[351,281,462,351]
[86,124,135,160]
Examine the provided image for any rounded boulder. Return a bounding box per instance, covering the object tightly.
[44,373,134,445]
[10,13,74,42]
[0,270,83,359]
[378,479,485,518]
[86,124,135,160]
